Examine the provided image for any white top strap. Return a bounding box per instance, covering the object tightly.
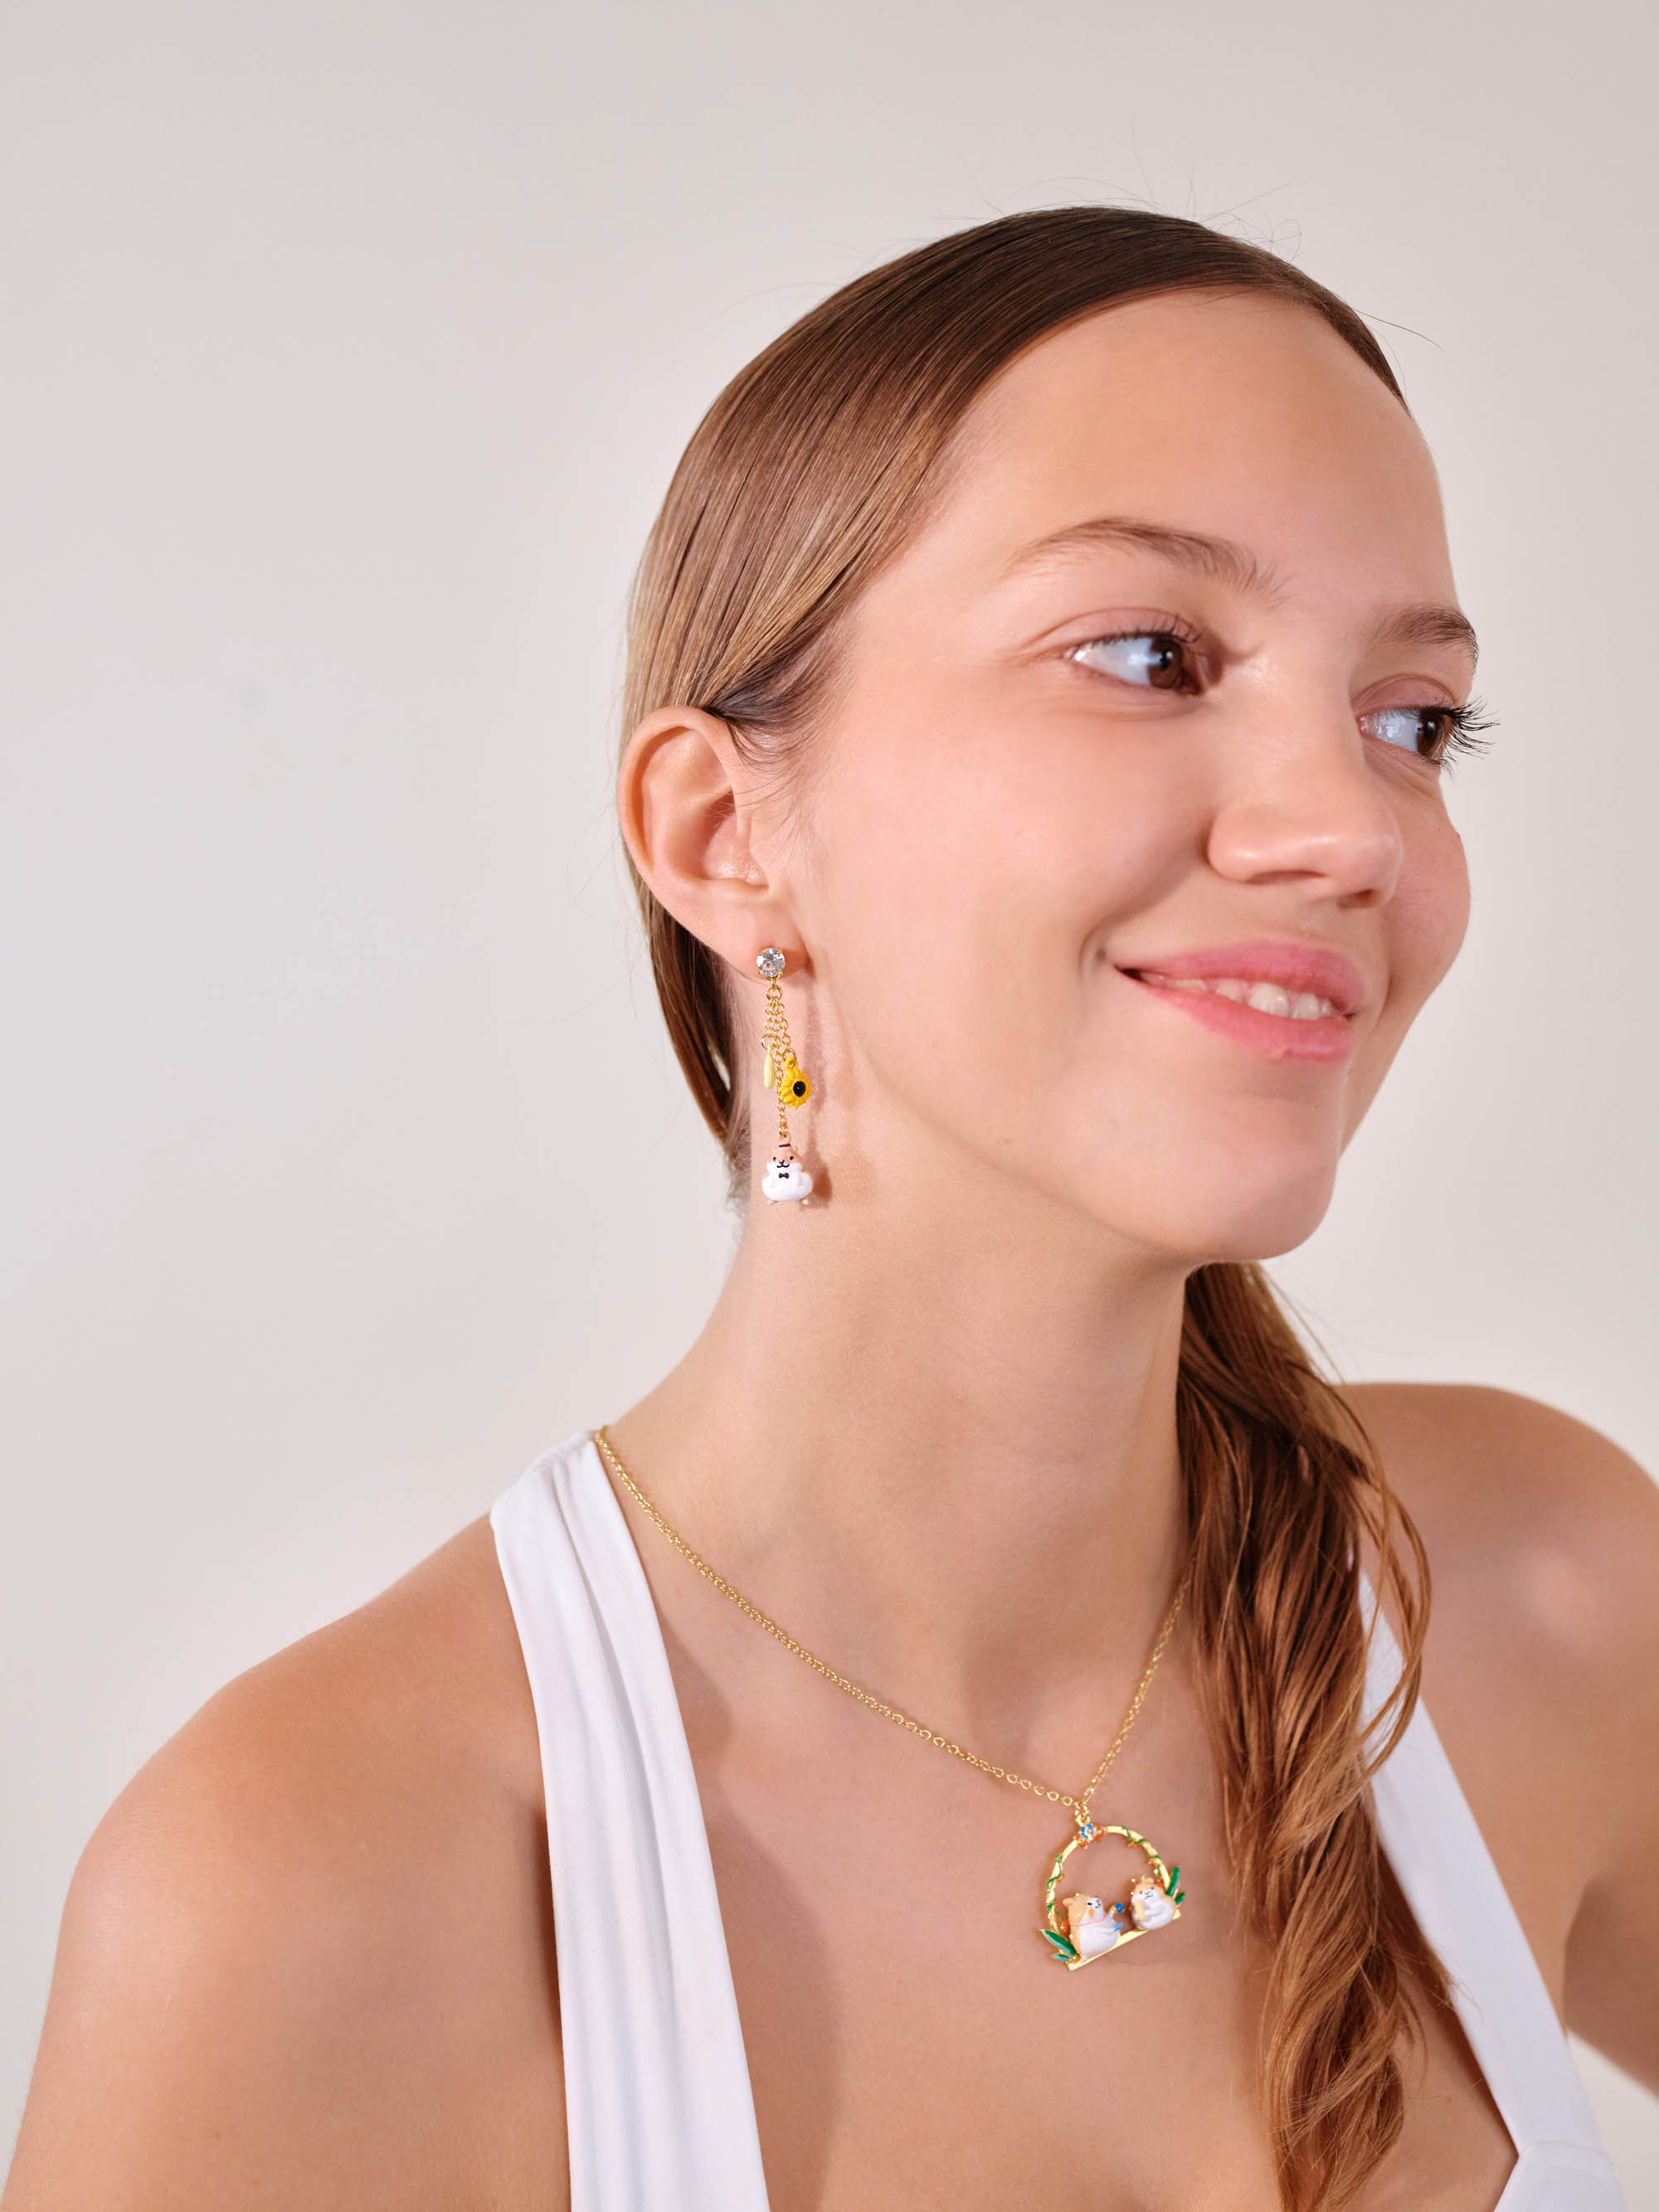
[491,1432,771,2212]
[1360,1573,1623,2200]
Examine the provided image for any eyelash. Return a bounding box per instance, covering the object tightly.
[1418,697,1497,766]
[1067,628,1499,768]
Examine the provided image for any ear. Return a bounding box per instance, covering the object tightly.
[617,706,800,970]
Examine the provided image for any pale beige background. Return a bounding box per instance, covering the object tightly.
[3,0,1655,2191]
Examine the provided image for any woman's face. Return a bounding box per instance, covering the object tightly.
[775,291,1475,1263]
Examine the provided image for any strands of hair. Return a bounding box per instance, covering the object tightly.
[619,204,1452,2212]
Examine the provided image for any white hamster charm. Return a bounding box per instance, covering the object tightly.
[762,1155,814,1203]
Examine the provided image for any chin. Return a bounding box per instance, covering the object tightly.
[1083,1151,1340,1269]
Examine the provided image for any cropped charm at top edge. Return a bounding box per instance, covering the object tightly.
[757,946,814,1203]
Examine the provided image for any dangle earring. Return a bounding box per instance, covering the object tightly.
[757,946,814,1203]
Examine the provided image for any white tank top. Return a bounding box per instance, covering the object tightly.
[490,1430,1626,2212]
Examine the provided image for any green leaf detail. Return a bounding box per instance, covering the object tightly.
[1042,1929,1080,1961]
[1165,1864,1181,1895]
[1173,1890,1186,1904]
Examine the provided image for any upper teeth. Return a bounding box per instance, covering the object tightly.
[1151,975,1340,1021]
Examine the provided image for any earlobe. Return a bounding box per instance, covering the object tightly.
[616,707,787,959]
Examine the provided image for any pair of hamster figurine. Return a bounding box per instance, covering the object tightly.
[1063,1874,1176,1959]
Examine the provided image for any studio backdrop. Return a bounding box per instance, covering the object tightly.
[2,0,1655,2191]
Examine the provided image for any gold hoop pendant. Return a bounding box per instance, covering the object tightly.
[1039,1820,1185,1969]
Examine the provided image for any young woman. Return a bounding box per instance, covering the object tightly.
[6,207,1656,2212]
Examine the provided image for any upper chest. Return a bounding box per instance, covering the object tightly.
[677,1651,1523,2212]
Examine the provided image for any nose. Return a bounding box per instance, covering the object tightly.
[1204,703,1404,907]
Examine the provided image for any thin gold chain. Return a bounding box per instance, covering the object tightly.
[593,1424,1189,1828]
[761,976,791,1149]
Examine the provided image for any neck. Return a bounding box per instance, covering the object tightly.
[609,1161,1193,1774]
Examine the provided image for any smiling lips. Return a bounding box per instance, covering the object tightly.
[1121,941,1367,1065]
[1151,974,1340,1019]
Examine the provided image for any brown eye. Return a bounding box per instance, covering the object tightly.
[1069,631,1200,694]
[1360,696,1495,767]
[1362,703,1447,758]
[1141,638,1188,691]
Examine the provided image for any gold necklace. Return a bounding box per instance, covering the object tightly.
[593,1424,1191,1971]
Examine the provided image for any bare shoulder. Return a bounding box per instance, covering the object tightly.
[1339,1380,1659,1672]
[3,1518,567,2212]
[1339,1382,1659,2079]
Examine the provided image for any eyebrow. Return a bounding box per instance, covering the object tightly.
[1006,515,1287,601]
[1365,601,1481,668]
[1004,513,1479,669]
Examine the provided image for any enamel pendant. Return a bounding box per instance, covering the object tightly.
[1039,1819,1185,1969]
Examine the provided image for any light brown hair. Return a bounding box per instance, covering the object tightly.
[620,206,1450,2210]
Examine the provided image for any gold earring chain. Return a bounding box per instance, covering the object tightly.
[760,971,810,1148]
[761,975,791,1148]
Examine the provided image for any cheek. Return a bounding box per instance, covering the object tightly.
[797,698,1202,1082]
[1346,806,1469,1129]
[804,654,1201,956]
[1389,806,1471,1009]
